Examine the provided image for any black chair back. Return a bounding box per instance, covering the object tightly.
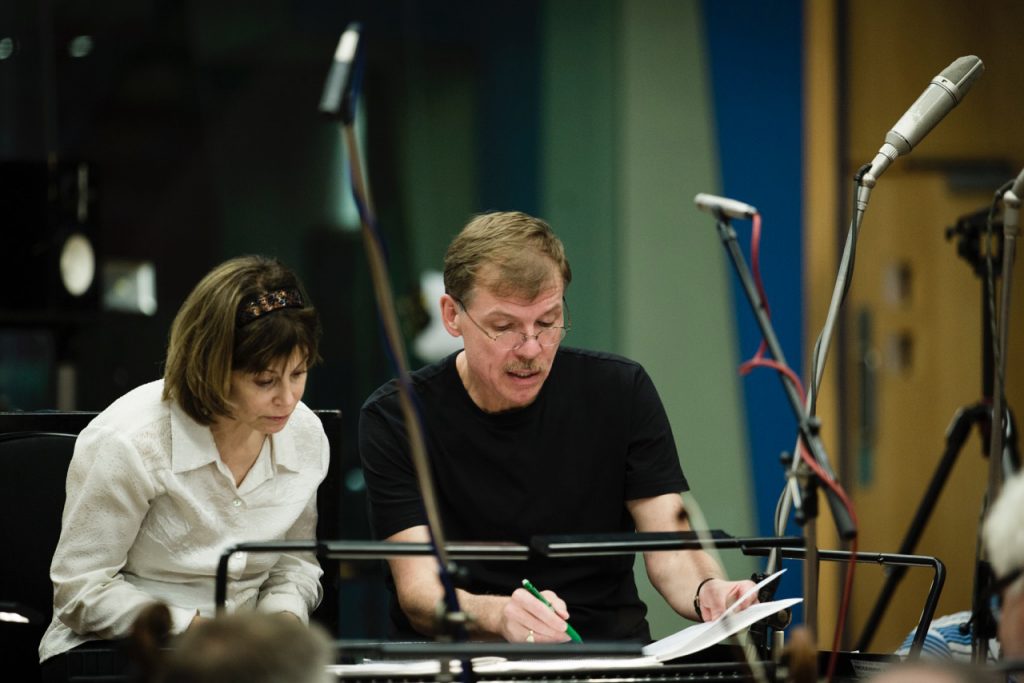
[0,431,78,681]
[0,432,77,621]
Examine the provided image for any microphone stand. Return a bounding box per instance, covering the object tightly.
[766,169,878,649]
[708,211,857,645]
[320,25,470,652]
[974,178,1022,661]
[988,182,1020,502]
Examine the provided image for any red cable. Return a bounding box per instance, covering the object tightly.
[746,213,770,365]
[737,211,859,683]
[750,213,770,318]
[739,358,805,405]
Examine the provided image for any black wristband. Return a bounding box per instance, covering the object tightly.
[692,577,716,623]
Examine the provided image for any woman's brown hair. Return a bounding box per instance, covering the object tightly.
[162,255,320,424]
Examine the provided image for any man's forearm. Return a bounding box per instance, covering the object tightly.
[646,548,725,620]
[396,579,508,639]
[457,590,511,639]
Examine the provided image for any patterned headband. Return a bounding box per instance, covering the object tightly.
[237,288,304,326]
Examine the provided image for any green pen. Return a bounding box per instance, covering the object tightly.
[521,579,583,642]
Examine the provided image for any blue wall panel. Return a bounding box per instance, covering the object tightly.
[702,0,805,605]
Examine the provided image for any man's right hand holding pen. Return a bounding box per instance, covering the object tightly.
[497,580,578,644]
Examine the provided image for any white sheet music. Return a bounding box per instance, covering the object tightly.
[642,569,800,661]
[328,657,659,676]
[640,597,801,661]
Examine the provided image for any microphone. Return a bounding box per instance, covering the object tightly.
[319,24,363,124]
[1003,167,1024,235]
[1011,169,1024,199]
[694,193,758,220]
[862,55,984,187]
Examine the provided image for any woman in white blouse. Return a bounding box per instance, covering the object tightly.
[39,255,330,679]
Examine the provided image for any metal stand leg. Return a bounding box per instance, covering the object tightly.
[855,404,986,652]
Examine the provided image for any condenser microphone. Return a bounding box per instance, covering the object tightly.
[319,24,362,124]
[1003,167,1024,233]
[694,193,758,220]
[862,55,984,187]
[1011,168,1024,198]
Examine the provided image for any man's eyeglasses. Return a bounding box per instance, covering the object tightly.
[455,298,570,352]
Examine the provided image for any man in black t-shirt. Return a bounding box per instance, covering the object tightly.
[359,211,756,643]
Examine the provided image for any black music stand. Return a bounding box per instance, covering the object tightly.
[214,531,806,672]
[212,536,940,675]
[739,546,945,659]
[214,533,806,614]
[532,534,944,657]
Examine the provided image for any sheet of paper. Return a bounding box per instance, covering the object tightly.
[328,660,444,676]
[641,598,802,661]
[328,656,661,676]
[473,656,660,673]
[719,568,787,619]
[642,569,801,662]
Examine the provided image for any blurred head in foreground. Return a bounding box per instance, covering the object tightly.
[159,611,333,683]
[983,471,1024,659]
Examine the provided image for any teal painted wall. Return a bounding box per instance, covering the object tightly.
[614,0,756,637]
[539,0,619,353]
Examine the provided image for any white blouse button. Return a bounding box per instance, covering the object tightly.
[232,498,242,508]
[228,553,246,577]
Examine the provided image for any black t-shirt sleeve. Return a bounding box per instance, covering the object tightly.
[622,365,689,500]
[358,394,427,540]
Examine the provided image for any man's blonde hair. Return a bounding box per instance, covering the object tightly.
[443,211,572,304]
